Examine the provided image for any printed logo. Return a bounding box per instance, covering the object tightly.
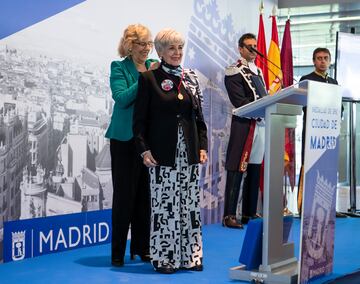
[12,231,26,261]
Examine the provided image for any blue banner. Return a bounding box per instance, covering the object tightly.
[3,209,111,262]
[0,0,85,39]
[299,81,342,283]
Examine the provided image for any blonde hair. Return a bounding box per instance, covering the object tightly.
[154,28,185,56]
[118,24,152,57]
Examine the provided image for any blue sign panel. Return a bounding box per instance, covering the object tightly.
[3,209,111,262]
[299,82,342,283]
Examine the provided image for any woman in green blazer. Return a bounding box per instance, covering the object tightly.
[105,24,157,267]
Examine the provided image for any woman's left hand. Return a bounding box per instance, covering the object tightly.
[149,61,159,70]
[199,149,207,164]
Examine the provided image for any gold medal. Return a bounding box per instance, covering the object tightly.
[177,93,184,100]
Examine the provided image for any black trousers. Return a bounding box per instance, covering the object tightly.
[223,164,261,218]
[110,138,150,260]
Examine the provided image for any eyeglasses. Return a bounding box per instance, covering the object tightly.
[133,41,154,48]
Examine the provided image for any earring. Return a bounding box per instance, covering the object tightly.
[128,48,132,54]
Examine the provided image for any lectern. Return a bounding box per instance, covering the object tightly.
[229,80,343,284]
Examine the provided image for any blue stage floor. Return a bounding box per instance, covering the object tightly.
[1,218,359,284]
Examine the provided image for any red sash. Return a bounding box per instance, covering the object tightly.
[239,119,256,172]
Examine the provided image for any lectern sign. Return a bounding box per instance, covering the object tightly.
[299,82,342,283]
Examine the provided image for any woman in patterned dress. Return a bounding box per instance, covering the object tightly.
[133,28,208,274]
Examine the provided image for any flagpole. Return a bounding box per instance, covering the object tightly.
[272,5,277,17]
[260,0,264,14]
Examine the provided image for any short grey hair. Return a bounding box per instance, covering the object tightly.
[154,28,185,56]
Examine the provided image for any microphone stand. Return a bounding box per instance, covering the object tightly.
[255,54,284,89]
[248,46,282,72]
[245,45,299,88]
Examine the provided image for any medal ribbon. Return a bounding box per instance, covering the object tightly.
[177,69,185,100]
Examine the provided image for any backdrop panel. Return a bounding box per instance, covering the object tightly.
[0,0,277,262]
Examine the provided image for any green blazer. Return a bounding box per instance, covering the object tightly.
[105,57,156,141]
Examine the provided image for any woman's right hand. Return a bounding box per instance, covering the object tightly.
[142,150,158,167]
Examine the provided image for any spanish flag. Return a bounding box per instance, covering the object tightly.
[267,11,282,95]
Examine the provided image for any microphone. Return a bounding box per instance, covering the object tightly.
[245,45,282,72]
[244,45,298,84]
[245,45,263,57]
[244,44,283,89]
